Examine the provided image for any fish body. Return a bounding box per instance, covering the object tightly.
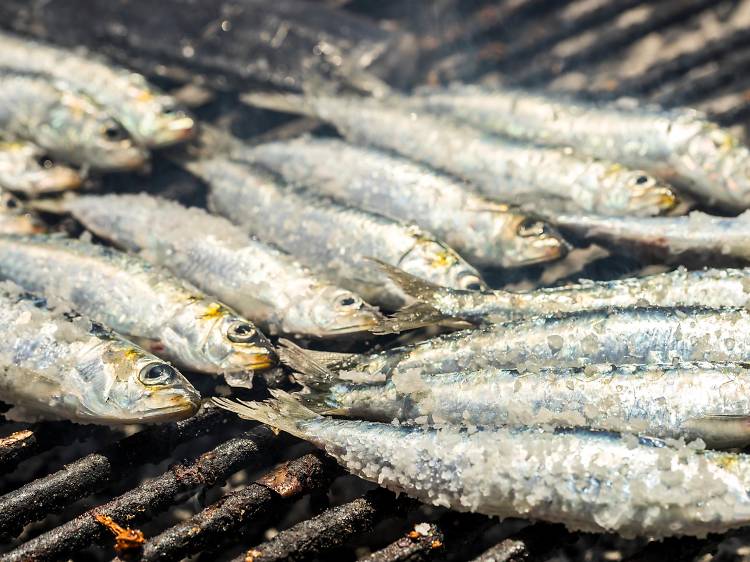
[0,235,276,386]
[216,391,750,538]
[0,282,200,424]
[242,137,565,268]
[406,85,750,210]
[281,307,750,381]
[301,362,750,448]
[60,195,385,338]
[188,157,486,309]
[0,31,194,147]
[0,71,147,170]
[242,92,677,216]
[543,211,750,264]
[378,262,750,325]
[0,140,81,195]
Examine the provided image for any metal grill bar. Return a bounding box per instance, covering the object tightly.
[136,451,339,562]
[468,524,571,562]
[360,523,443,562]
[514,0,720,86]
[2,426,276,562]
[0,407,228,538]
[234,488,398,562]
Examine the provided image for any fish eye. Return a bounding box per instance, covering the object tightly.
[2,195,19,210]
[35,154,54,169]
[459,275,483,291]
[337,295,361,309]
[227,321,257,343]
[635,175,649,185]
[138,362,177,386]
[517,218,545,237]
[103,124,127,141]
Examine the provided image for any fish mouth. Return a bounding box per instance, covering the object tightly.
[33,167,83,193]
[316,312,389,337]
[147,116,197,148]
[97,147,150,172]
[241,353,278,372]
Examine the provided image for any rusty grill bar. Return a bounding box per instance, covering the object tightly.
[2,1,750,560]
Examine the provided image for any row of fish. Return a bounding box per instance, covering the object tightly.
[207,82,750,538]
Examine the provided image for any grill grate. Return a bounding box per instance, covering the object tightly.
[2,1,750,560]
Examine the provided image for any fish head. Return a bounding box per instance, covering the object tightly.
[0,191,45,234]
[79,336,200,424]
[290,285,385,337]
[39,91,148,171]
[503,215,568,267]
[0,142,82,194]
[598,164,678,216]
[399,229,487,292]
[165,301,277,385]
[126,92,196,148]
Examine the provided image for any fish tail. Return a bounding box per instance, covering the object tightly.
[277,338,350,382]
[241,91,315,117]
[212,389,320,439]
[370,303,449,334]
[371,259,449,303]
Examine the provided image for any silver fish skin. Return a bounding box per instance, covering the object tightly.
[0,234,277,386]
[215,391,750,538]
[61,194,386,339]
[0,72,147,170]
[242,92,678,217]
[190,157,486,309]
[0,281,200,424]
[0,140,81,195]
[280,307,750,382]
[377,262,750,325]
[0,31,195,148]
[542,211,750,264]
[242,137,565,268]
[406,85,750,210]
[300,362,750,448]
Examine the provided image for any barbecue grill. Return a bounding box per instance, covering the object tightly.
[2,1,750,560]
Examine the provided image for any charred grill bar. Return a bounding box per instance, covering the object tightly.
[2,0,750,560]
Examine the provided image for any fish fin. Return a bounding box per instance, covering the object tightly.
[369,259,449,303]
[277,338,350,380]
[212,390,320,439]
[241,91,314,117]
[370,303,449,335]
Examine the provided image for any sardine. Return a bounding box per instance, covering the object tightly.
[242,92,678,217]
[404,85,750,210]
[241,137,565,268]
[0,31,194,148]
[0,235,277,387]
[0,192,44,235]
[539,211,750,265]
[0,72,147,170]
[0,281,200,424]
[0,140,81,195]
[376,262,750,325]
[187,157,486,309]
[279,307,750,382]
[215,391,750,538]
[57,194,386,338]
[298,361,750,448]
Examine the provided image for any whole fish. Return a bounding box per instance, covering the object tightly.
[188,157,486,309]
[297,361,750,448]
[0,72,147,170]
[0,191,44,235]
[279,306,750,382]
[57,195,386,338]
[0,31,194,147]
[404,85,750,210]
[0,282,200,424]
[241,137,565,268]
[539,211,750,265]
[375,262,750,325]
[242,92,678,217]
[0,140,81,195]
[215,391,750,538]
[0,235,277,387]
